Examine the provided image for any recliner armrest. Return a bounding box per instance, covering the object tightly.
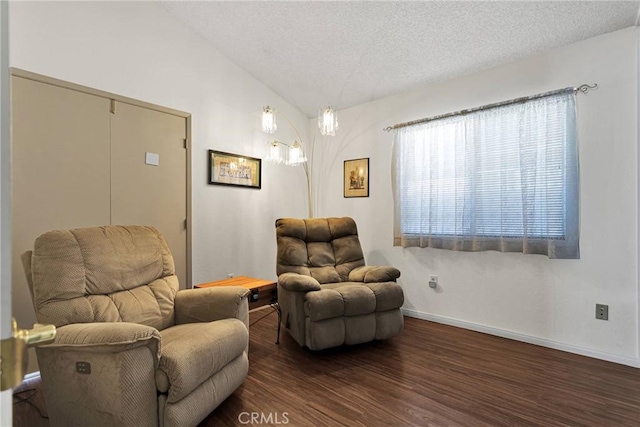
[278,272,321,292]
[43,322,161,364]
[348,266,401,283]
[174,286,250,326]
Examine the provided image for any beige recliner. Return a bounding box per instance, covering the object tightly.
[276,217,404,350]
[22,225,249,427]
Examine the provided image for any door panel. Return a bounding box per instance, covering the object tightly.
[11,76,111,370]
[1,0,12,416]
[110,102,188,288]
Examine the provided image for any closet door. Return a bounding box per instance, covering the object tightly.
[11,76,111,370]
[110,101,188,288]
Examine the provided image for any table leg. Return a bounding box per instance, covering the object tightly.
[273,303,282,345]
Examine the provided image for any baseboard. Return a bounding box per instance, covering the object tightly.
[402,308,640,368]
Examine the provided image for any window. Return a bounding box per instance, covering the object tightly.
[393,91,579,259]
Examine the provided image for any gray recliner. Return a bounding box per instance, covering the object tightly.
[276,217,404,350]
[22,225,249,427]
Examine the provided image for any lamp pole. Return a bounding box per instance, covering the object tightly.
[276,113,316,218]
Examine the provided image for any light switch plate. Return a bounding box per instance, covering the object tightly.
[145,152,159,166]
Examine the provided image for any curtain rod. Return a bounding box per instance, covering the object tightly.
[383,83,597,132]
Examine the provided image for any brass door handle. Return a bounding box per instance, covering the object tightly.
[0,317,56,391]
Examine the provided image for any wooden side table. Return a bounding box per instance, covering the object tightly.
[195,276,281,343]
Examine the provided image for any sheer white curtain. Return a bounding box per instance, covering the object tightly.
[392,91,579,259]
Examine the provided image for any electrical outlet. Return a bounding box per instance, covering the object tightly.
[428,275,438,289]
[595,304,609,320]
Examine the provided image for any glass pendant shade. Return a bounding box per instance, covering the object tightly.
[287,141,307,166]
[267,141,286,164]
[318,106,339,136]
[262,106,278,133]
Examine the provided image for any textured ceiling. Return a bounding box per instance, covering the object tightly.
[159,1,640,118]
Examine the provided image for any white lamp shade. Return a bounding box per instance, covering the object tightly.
[287,141,307,166]
[267,141,286,164]
[262,106,278,133]
[318,106,339,136]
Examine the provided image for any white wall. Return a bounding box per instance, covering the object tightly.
[314,27,639,366]
[638,25,640,367]
[9,0,309,359]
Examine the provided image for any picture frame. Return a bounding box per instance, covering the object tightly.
[208,150,262,189]
[344,158,369,198]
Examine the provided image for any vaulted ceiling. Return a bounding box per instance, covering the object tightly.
[159,1,640,117]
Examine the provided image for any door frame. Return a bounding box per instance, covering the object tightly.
[10,68,193,287]
[1,0,12,422]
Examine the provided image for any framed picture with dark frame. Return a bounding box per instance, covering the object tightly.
[208,150,261,189]
[344,158,369,198]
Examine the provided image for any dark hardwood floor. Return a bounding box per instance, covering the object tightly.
[13,309,640,426]
[201,309,640,427]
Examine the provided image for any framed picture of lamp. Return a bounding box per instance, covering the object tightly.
[344,157,369,198]
[208,150,262,189]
